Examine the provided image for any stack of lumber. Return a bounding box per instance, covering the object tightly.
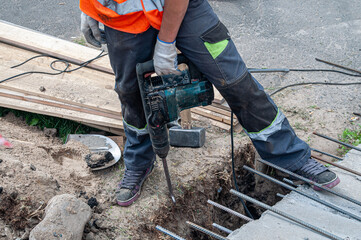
[0,21,241,135]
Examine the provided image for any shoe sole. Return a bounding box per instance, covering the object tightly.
[116,165,154,207]
[313,176,340,191]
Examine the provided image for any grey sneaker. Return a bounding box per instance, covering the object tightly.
[295,158,340,190]
[116,164,154,207]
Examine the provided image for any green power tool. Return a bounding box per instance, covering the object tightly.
[136,54,214,202]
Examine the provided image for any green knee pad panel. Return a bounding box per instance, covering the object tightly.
[200,21,230,59]
[204,40,229,59]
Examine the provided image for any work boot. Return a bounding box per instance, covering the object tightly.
[295,158,340,190]
[116,164,154,207]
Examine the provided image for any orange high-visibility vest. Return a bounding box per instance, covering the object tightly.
[80,0,164,34]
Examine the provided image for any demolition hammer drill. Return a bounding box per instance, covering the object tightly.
[136,55,214,203]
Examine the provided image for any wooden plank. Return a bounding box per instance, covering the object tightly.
[180,110,192,129]
[192,108,231,125]
[0,85,121,117]
[107,136,126,151]
[203,105,231,116]
[212,86,225,104]
[0,43,121,114]
[0,95,123,130]
[79,124,124,136]
[0,89,122,120]
[191,114,230,131]
[0,20,113,72]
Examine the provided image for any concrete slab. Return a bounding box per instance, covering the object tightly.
[228,147,361,240]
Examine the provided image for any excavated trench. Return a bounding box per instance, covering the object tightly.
[0,142,289,239]
[140,143,291,239]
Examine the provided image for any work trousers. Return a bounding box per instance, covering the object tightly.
[105,0,310,172]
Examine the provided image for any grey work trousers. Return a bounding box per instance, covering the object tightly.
[105,0,310,172]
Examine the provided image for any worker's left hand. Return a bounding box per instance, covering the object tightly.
[153,36,181,76]
[80,12,107,48]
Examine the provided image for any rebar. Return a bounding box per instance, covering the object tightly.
[230,190,343,240]
[249,68,290,73]
[207,200,253,222]
[186,221,229,240]
[283,178,299,187]
[258,158,361,207]
[311,148,343,161]
[243,165,361,222]
[311,154,361,177]
[315,58,361,75]
[277,193,285,198]
[155,226,186,240]
[212,223,232,234]
[313,132,361,152]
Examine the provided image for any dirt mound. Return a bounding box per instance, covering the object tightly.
[1,107,343,239]
[137,143,289,239]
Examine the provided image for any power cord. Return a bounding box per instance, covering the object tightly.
[0,50,107,84]
[270,80,361,96]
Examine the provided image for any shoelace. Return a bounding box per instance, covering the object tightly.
[296,158,327,177]
[120,169,147,189]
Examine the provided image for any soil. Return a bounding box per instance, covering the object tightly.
[1,97,357,240]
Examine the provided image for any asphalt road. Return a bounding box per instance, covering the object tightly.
[1,0,81,40]
[1,0,360,113]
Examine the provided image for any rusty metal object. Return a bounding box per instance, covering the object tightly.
[311,154,361,177]
[315,58,361,75]
[313,132,361,153]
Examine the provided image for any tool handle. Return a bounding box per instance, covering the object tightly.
[136,54,193,77]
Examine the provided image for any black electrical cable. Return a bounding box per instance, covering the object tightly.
[231,111,254,219]
[0,50,107,84]
[270,81,361,96]
[289,68,361,77]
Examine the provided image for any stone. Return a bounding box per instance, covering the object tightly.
[43,128,57,138]
[29,194,91,240]
[85,232,95,240]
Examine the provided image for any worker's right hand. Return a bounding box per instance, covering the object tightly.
[80,12,106,48]
[153,36,181,76]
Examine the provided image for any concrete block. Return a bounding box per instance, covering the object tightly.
[228,146,361,240]
[169,126,205,148]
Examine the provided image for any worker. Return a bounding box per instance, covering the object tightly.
[80,0,340,207]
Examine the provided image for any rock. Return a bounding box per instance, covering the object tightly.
[29,194,91,240]
[87,197,98,208]
[85,232,95,240]
[0,187,3,194]
[43,128,57,138]
[30,164,36,171]
[20,228,30,240]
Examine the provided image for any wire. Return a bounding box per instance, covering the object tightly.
[0,50,107,84]
[231,111,254,219]
[289,68,361,77]
[259,67,361,96]
[270,81,361,96]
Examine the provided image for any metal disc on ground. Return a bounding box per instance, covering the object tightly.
[66,134,121,171]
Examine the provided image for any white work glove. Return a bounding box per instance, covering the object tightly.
[153,36,181,76]
[81,12,106,48]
